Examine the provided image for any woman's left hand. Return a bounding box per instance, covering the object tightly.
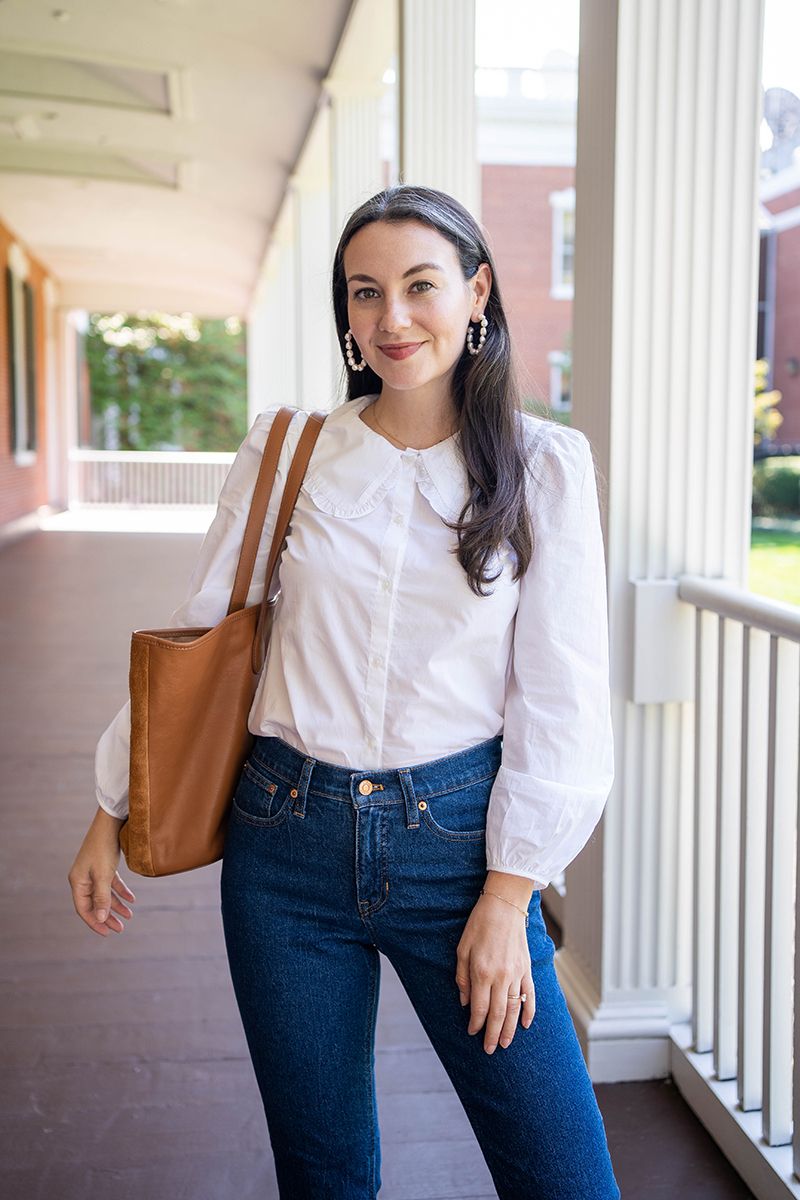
[456,873,537,1054]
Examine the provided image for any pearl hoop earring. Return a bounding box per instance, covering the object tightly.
[466,314,488,356]
[345,329,367,372]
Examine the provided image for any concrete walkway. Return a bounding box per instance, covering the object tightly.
[0,530,753,1199]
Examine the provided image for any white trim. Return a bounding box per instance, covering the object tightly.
[555,948,672,1082]
[68,448,236,466]
[760,163,800,203]
[678,574,800,642]
[763,204,800,234]
[7,241,29,281]
[671,1026,800,1199]
[6,249,32,456]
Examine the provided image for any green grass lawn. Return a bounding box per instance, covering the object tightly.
[750,528,800,606]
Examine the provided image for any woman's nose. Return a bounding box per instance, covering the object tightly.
[378,294,412,332]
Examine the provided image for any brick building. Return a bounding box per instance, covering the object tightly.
[760,163,800,445]
[0,218,58,528]
[477,64,576,410]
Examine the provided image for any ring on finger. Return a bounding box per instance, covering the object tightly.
[507,993,527,1003]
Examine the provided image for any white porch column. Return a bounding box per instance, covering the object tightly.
[291,107,336,412]
[399,0,479,218]
[559,0,765,1082]
[247,197,299,422]
[325,0,396,234]
[327,81,386,234]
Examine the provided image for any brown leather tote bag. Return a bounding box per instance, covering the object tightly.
[119,407,326,877]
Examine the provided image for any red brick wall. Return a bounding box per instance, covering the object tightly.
[0,219,51,526]
[767,188,800,444]
[481,164,574,403]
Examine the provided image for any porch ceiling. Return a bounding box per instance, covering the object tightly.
[0,0,354,316]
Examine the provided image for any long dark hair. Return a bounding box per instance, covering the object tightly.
[331,185,532,596]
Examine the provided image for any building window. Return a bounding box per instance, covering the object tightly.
[5,243,37,464]
[550,187,575,300]
[547,349,572,412]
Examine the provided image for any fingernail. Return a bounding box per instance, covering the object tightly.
[459,992,467,1006]
[96,909,107,923]
[486,1044,496,1055]
[500,1037,512,1049]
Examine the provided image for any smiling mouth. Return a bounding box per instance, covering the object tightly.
[378,343,423,360]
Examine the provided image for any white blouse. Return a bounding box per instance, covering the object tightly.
[95,393,614,886]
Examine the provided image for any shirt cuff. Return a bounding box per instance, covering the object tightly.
[486,763,612,887]
[96,786,129,821]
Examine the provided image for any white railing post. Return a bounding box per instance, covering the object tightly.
[714,618,743,1081]
[694,608,719,1054]
[738,625,770,1112]
[763,636,800,1147]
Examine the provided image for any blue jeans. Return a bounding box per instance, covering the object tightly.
[221,736,619,1200]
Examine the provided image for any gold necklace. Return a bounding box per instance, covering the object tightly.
[369,405,408,450]
[368,403,457,450]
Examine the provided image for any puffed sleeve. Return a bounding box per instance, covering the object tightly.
[94,407,309,819]
[485,422,614,886]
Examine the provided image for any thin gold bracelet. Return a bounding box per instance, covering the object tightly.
[480,888,529,926]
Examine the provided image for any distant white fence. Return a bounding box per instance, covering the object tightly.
[672,575,800,1200]
[68,449,236,507]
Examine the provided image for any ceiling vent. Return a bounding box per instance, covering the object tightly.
[0,50,173,114]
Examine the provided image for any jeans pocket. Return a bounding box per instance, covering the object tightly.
[232,756,293,827]
[420,775,492,842]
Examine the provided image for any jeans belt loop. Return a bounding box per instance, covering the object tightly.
[293,757,315,819]
[398,768,419,830]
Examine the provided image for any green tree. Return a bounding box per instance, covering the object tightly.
[86,311,248,452]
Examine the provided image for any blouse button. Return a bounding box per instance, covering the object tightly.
[382,579,391,591]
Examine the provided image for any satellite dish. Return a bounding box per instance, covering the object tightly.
[762,87,800,173]
[763,87,800,141]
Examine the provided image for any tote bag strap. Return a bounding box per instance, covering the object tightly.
[251,409,327,671]
[227,407,296,616]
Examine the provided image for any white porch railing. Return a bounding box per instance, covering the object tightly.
[672,575,800,1200]
[68,449,236,507]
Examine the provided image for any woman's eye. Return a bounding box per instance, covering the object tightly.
[354,287,379,300]
[410,280,433,292]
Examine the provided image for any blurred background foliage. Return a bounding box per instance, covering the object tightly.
[86,311,247,452]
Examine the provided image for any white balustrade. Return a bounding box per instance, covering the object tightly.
[68,449,235,508]
[677,575,800,1195]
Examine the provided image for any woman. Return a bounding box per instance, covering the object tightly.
[69,185,619,1199]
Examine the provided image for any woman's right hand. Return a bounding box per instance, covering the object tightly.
[68,807,136,937]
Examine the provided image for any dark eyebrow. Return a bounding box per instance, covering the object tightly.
[346,262,445,284]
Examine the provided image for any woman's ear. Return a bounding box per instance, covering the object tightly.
[472,262,492,315]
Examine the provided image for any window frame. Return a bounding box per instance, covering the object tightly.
[549,187,576,301]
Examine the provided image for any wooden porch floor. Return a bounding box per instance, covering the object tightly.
[0,529,754,1199]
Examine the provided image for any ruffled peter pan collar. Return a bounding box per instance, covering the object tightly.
[303,394,471,523]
